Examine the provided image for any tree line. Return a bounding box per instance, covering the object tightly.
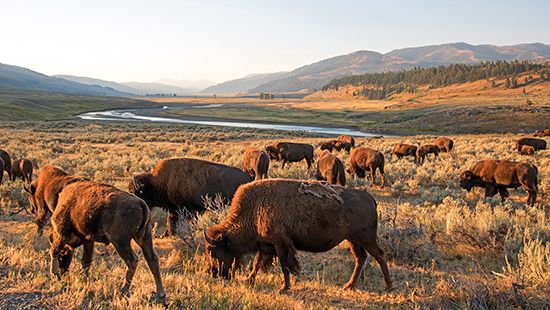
[321,60,550,100]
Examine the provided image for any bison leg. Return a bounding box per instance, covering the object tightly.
[484,185,497,198]
[49,237,68,278]
[112,240,138,297]
[306,158,312,169]
[273,240,300,293]
[58,247,74,275]
[135,227,166,304]
[361,241,392,291]
[81,241,94,278]
[498,188,510,202]
[343,242,367,290]
[162,210,179,238]
[247,251,274,285]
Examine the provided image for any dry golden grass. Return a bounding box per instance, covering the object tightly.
[0,122,548,309]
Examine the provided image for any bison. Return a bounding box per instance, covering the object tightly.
[391,143,417,160]
[25,170,165,303]
[334,141,352,153]
[534,129,550,137]
[0,158,4,185]
[520,145,535,155]
[204,179,392,293]
[242,147,269,180]
[11,158,33,183]
[416,144,439,164]
[0,149,11,180]
[316,150,346,186]
[434,137,454,153]
[130,158,252,237]
[347,147,385,188]
[515,137,547,152]
[337,135,355,147]
[459,159,538,206]
[319,140,337,152]
[265,142,314,169]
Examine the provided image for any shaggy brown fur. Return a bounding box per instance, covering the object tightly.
[520,145,535,155]
[534,129,550,137]
[337,135,355,147]
[130,157,252,237]
[391,143,417,160]
[334,141,352,153]
[459,159,538,206]
[205,179,392,293]
[0,149,12,180]
[319,140,337,152]
[242,147,269,180]
[416,144,439,164]
[415,147,427,165]
[264,142,314,169]
[434,137,454,153]
[43,180,165,303]
[515,137,547,152]
[11,158,33,183]
[347,147,385,188]
[316,150,346,186]
[25,166,86,235]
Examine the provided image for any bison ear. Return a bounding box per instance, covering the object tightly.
[204,229,224,246]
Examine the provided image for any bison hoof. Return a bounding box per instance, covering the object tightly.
[278,287,290,294]
[385,283,394,292]
[343,282,355,290]
[150,292,167,306]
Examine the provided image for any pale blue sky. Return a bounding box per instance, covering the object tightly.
[1,0,549,83]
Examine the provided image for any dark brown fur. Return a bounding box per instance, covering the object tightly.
[0,149,12,180]
[242,147,269,180]
[520,145,535,155]
[0,158,4,185]
[515,137,547,152]
[316,150,346,186]
[337,135,355,147]
[334,141,352,153]
[416,144,439,164]
[434,137,454,153]
[534,129,550,137]
[205,179,392,292]
[391,143,417,160]
[347,147,385,188]
[319,140,337,152]
[130,157,252,237]
[459,159,538,206]
[264,142,314,169]
[11,158,33,183]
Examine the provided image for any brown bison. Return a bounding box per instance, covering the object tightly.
[0,158,4,185]
[515,137,547,152]
[334,141,352,153]
[242,147,269,180]
[316,150,346,186]
[11,158,33,183]
[416,144,439,164]
[205,179,392,293]
[337,135,355,147]
[0,149,11,180]
[520,145,535,155]
[347,147,385,188]
[534,129,550,137]
[459,159,538,206]
[319,140,337,152]
[25,170,165,303]
[391,143,417,160]
[265,142,314,169]
[130,158,252,237]
[434,137,454,153]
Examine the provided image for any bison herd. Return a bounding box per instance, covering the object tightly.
[0,129,546,303]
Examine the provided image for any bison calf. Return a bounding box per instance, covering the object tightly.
[265,142,314,169]
[534,129,550,137]
[391,143,417,161]
[459,159,538,206]
[316,150,346,186]
[11,158,33,183]
[337,135,355,147]
[416,144,439,164]
[205,179,391,293]
[242,147,269,180]
[434,137,454,153]
[347,147,385,188]
[520,145,535,155]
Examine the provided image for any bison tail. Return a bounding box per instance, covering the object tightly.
[136,200,151,241]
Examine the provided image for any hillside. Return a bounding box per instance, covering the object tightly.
[249,42,550,93]
[0,63,132,97]
[201,72,289,94]
[55,75,142,95]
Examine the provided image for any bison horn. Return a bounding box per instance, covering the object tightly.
[204,229,215,244]
[132,176,140,192]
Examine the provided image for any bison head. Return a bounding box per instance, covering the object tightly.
[204,229,237,279]
[459,170,478,191]
[129,173,153,201]
[23,182,38,214]
[264,145,280,161]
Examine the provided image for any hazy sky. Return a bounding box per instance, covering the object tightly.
[1,0,549,83]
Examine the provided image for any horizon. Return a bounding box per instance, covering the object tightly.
[2,0,550,84]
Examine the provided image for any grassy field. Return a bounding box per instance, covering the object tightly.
[0,122,548,309]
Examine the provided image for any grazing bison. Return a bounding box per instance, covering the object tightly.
[534,129,550,137]
[130,158,252,237]
[319,140,337,152]
[520,145,535,155]
[26,175,166,303]
[416,144,439,164]
[0,158,4,185]
[459,159,538,206]
[0,149,12,180]
[265,142,314,169]
[11,158,33,183]
[205,179,392,293]
[391,143,417,160]
[337,135,355,147]
[515,137,547,152]
[316,150,346,186]
[434,137,454,153]
[334,141,352,153]
[347,147,385,188]
[242,147,269,180]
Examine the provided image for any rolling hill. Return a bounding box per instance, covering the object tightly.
[247,42,550,93]
[200,72,289,94]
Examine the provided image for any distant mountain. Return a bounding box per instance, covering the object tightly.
[55,75,142,95]
[249,42,550,93]
[200,72,289,94]
[0,63,132,96]
[121,81,198,95]
[156,78,213,91]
